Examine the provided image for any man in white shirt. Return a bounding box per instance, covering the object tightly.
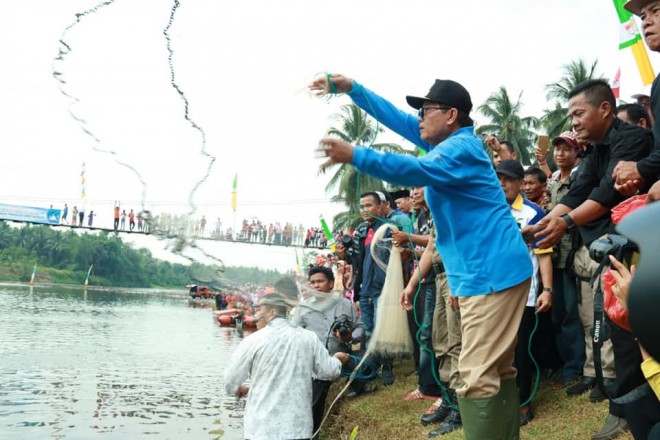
[224,294,348,440]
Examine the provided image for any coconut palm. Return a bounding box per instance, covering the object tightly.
[476,86,537,165]
[541,59,605,138]
[322,104,409,229]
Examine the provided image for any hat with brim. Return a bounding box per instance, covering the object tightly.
[631,93,650,100]
[551,131,580,150]
[624,0,656,15]
[495,159,524,180]
[406,79,473,114]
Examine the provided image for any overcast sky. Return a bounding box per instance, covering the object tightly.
[2,0,659,271]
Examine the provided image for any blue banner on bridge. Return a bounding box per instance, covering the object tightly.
[0,203,61,225]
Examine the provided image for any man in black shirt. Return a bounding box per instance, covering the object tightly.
[524,79,656,440]
[526,80,652,249]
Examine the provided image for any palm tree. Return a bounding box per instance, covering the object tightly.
[476,86,538,165]
[541,59,605,138]
[322,104,409,229]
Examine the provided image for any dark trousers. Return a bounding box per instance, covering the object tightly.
[515,306,536,405]
[606,318,660,439]
[551,268,586,380]
[418,282,441,397]
[407,282,427,369]
[311,379,332,439]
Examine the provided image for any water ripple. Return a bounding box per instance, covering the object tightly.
[0,285,245,439]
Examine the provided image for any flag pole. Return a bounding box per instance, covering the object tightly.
[84,264,93,286]
[231,174,238,240]
[29,262,37,286]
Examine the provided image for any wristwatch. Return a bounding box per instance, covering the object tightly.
[560,213,576,231]
[542,287,553,294]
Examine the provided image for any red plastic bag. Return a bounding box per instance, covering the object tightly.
[601,195,645,331]
[611,194,647,224]
[602,268,632,332]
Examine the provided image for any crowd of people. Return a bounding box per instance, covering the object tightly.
[233,219,334,247]
[224,8,660,435]
[56,201,149,232]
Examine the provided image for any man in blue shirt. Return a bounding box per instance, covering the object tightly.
[312,74,532,439]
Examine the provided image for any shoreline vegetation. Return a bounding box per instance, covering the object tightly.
[0,222,283,288]
[322,359,634,440]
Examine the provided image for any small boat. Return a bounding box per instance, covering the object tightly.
[187,284,216,299]
[213,309,257,328]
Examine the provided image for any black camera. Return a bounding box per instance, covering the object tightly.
[340,235,354,250]
[588,234,638,266]
[331,315,354,339]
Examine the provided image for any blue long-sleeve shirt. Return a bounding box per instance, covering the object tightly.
[348,83,532,297]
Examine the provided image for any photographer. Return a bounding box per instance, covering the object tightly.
[608,256,660,401]
[587,240,660,439]
[291,266,365,437]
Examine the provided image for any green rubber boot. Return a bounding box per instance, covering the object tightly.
[457,394,506,440]
[500,379,521,440]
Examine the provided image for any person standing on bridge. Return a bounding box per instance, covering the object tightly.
[113,202,120,230]
[129,209,135,231]
[78,207,84,227]
[61,204,69,224]
[87,211,95,227]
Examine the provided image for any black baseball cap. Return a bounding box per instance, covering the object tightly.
[390,189,410,200]
[406,79,473,114]
[495,159,524,180]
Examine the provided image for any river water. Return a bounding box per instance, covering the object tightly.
[0,284,246,439]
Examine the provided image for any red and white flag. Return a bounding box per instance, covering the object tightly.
[612,68,621,99]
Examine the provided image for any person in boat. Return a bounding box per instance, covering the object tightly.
[291,266,365,438]
[224,294,348,440]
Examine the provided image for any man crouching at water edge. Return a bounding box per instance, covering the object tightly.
[224,294,349,440]
[311,74,533,439]
[291,266,365,439]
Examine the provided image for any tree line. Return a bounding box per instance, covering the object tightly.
[0,221,283,288]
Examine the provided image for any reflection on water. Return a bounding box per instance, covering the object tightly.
[0,284,245,439]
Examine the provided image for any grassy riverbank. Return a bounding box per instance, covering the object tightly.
[322,359,634,440]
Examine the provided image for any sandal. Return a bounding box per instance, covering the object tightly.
[423,397,444,415]
[403,388,438,401]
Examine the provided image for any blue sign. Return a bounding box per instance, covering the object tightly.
[0,203,62,225]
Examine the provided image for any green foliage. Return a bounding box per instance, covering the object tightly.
[541,58,605,138]
[476,86,538,165]
[323,104,412,230]
[0,222,282,288]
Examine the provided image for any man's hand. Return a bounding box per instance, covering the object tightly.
[448,295,460,312]
[235,384,249,398]
[334,352,350,365]
[522,216,567,249]
[614,180,642,197]
[609,255,635,313]
[400,284,415,311]
[613,160,643,185]
[647,180,660,204]
[392,230,410,247]
[308,73,354,95]
[534,147,548,165]
[485,136,502,152]
[317,137,355,170]
[536,291,552,313]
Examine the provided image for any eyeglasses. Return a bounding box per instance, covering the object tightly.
[418,106,452,119]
